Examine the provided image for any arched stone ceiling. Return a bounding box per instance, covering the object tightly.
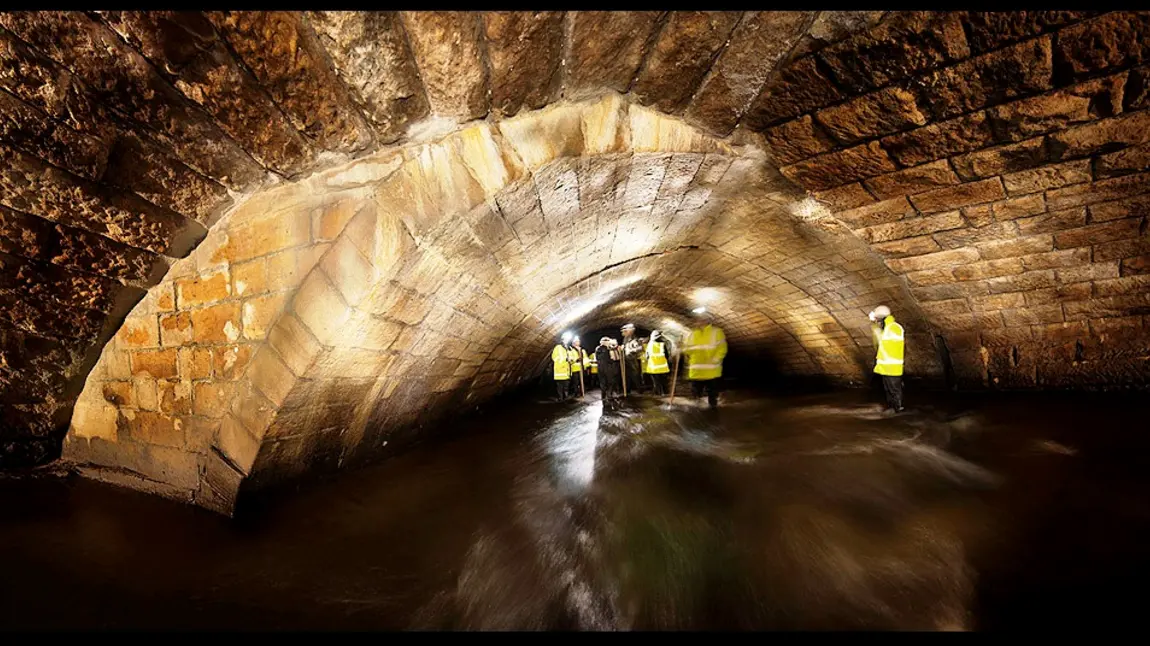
[0,11,1147,514]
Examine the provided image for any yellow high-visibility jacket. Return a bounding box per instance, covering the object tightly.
[872,316,905,377]
[552,344,571,380]
[588,351,599,374]
[684,324,727,381]
[569,347,589,373]
[645,340,670,374]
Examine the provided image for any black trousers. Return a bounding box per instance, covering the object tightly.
[624,360,642,393]
[881,375,904,411]
[650,373,667,395]
[692,379,720,408]
[555,378,570,401]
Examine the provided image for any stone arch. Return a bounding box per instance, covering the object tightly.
[65,96,930,513]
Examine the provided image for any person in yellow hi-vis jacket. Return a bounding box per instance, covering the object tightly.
[568,336,590,397]
[683,310,727,408]
[868,305,905,413]
[552,333,573,402]
[645,330,671,395]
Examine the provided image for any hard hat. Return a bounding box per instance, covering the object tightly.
[600,337,612,346]
[561,331,573,343]
[869,305,892,321]
[651,329,661,339]
[621,323,635,331]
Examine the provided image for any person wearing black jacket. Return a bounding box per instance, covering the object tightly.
[595,337,621,403]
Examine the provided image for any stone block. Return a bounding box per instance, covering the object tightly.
[815,86,928,146]
[1019,248,1092,271]
[320,236,375,307]
[1002,304,1064,326]
[881,112,997,167]
[857,211,965,243]
[241,293,288,340]
[961,204,995,228]
[885,247,980,274]
[212,344,253,381]
[987,73,1127,142]
[1054,12,1150,79]
[1129,65,1150,111]
[118,316,159,349]
[961,11,1096,54]
[1015,207,1087,235]
[156,379,191,415]
[1047,172,1150,211]
[920,298,970,316]
[178,347,212,380]
[632,11,742,114]
[863,160,960,200]
[159,312,193,347]
[294,270,351,346]
[1001,159,1091,196]
[130,349,178,379]
[1025,282,1093,305]
[914,35,1053,122]
[396,12,488,119]
[1121,254,1150,276]
[951,137,1047,180]
[812,183,875,211]
[818,12,970,94]
[1093,274,1150,297]
[247,347,296,407]
[1095,143,1150,179]
[133,377,159,411]
[991,194,1048,220]
[685,10,812,136]
[123,410,183,448]
[101,381,134,408]
[215,414,261,474]
[190,301,241,344]
[953,258,1024,282]
[1047,110,1150,161]
[835,196,915,228]
[872,235,942,258]
[1095,237,1150,263]
[986,269,1057,294]
[224,212,311,263]
[230,381,276,437]
[267,313,323,376]
[780,141,897,191]
[977,234,1055,261]
[761,116,836,166]
[909,178,1006,214]
[743,56,845,130]
[1053,218,1143,250]
[231,259,268,298]
[563,11,662,96]
[480,12,564,116]
[971,292,1026,311]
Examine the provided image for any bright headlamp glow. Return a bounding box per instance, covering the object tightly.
[694,287,719,304]
[790,194,832,221]
[561,331,574,343]
[692,306,707,314]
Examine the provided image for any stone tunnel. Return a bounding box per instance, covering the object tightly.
[2,10,1149,522]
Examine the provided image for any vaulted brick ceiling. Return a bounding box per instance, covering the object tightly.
[1,11,1148,512]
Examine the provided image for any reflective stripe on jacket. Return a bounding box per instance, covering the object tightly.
[552,344,571,380]
[684,324,727,381]
[568,347,590,373]
[646,340,670,374]
[872,316,905,377]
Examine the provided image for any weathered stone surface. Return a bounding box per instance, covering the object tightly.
[880,112,997,168]
[909,178,1006,214]
[481,12,564,117]
[0,141,203,256]
[885,247,980,274]
[819,12,969,94]
[0,289,105,341]
[97,11,315,175]
[1046,171,1150,211]
[1001,159,1091,195]
[632,12,742,114]
[743,56,844,130]
[962,11,1095,54]
[0,88,109,181]
[987,74,1127,142]
[1053,218,1144,250]
[872,235,942,258]
[793,11,887,58]
[1095,144,1150,178]
[779,141,896,191]
[686,11,813,136]
[951,137,1048,180]
[564,12,663,97]
[760,116,835,165]
[856,211,965,243]
[815,86,927,146]
[912,36,1053,122]
[812,183,875,211]
[0,252,124,312]
[0,12,265,189]
[835,196,915,228]
[207,11,374,153]
[306,11,428,143]
[1090,193,1150,223]
[932,221,1016,249]
[1047,110,1150,161]
[863,160,960,200]
[1128,66,1150,111]
[398,12,488,120]
[1015,208,1087,235]
[1054,12,1150,79]
[990,194,1048,220]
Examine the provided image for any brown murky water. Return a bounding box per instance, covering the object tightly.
[2,386,1149,630]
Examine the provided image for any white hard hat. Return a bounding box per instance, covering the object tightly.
[870,305,892,321]
[621,323,635,331]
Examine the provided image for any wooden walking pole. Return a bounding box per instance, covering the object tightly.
[668,348,681,404]
[579,352,586,399]
[619,343,627,397]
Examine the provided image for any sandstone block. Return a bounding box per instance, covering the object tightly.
[885,247,980,274]
[632,11,742,114]
[190,302,241,344]
[743,56,844,130]
[815,86,927,146]
[953,257,1024,281]
[971,292,1026,311]
[224,213,311,263]
[564,12,662,96]
[976,234,1054,260]
[961,204,995,228]
[987,269,1057,293]
[863,160,960,200]
[241,293,288,340]
[1002,304,1064,326]
[267,313,323,376]
[1095,143,1150,179]
[231,260,268,298]
[761,116,836,166]
[133,377,159,411]
[835,196,915,228]
[1093,274,1150,297]
[396,12,488,120]
[192,381,232,418]
[857,211,965,243]
[212,344,253,381]
[215,414,260,473]
[881,112,997,167]
[176,271,231,308]
[130,349,178,379]
[910,178,1006,214]
[118,316,159,349]
[1046,171,1150,211]
[156,379,191,415]
[951,137,1047,180]
[812,183,875,211]
[872,235,942,258]
[1054,218,1144,250]
[934,222,1016,252]
[294,270,351,346]
[1002,159,1091,196]
[818,12,970,94]
[178,347,213,380]
[1054,12,1150,78]
[1094,237,1150,263]
[1019,248,1092,271]
[780,141,896,191]
[101,381,134,408]
[914,35,1053,122]
[1047,110,1150,161]
[1121,254,1150,275]
[1024,282,1093,305]
[159,312,193,347]
[991,194,1048,220]
[962,11,1096,54]
[987,73,1127,142]
[686,10,812,136]
[124,410,184,448]
[1128,66,1150,111]
[1015,207,1087,235]
[247,347,296,407]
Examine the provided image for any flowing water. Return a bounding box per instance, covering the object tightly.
[2,386,1148,630]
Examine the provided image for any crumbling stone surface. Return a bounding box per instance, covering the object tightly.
[563,11,664,98]
[482,12,564,117]
[399,11,489,120]
[631,11,742,114]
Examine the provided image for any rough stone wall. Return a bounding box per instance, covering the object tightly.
[756,11,1150,389]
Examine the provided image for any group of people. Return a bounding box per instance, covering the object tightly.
[550,310,730,409]
[549,303,907,414]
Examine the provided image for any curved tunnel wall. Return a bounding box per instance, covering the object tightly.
[0,11,1146,514]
